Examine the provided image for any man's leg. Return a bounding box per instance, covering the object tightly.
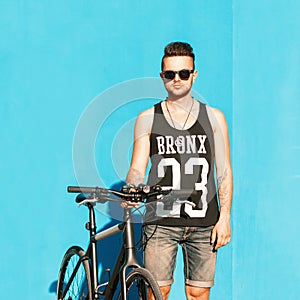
[148,285,171,300]
[183,226,216,300]
[144,225,182,300]
[185,285,210,300]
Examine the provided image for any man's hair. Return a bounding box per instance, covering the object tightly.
[161,41,195,70]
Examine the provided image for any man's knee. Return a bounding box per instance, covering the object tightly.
[185,285,210,300]
[148,285,171,300]
[160,285,171,299]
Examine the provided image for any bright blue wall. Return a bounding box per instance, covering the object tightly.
[1,1,298,299]
[232,1,300,299]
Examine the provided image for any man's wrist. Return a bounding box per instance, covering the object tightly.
[125,182,136,187]
[219,209,231,220]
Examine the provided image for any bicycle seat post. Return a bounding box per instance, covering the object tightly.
[87,203,99,299]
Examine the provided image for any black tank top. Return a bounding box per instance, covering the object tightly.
[146,101,219,226]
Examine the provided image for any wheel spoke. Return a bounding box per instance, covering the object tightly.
[57,246,92,300]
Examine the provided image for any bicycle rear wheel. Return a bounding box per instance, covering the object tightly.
[118,268,163,300]
[57,246,92,300]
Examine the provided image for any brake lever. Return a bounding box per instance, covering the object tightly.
[77,197,98,207]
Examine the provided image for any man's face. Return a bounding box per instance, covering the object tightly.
[160,56,198,99]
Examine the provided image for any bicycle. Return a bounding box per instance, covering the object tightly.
[56,184,171,300]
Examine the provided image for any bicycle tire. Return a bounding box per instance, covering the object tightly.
[57,246,92,300]
[117,268,163,300]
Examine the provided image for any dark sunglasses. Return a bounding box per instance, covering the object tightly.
[162,69,194,80]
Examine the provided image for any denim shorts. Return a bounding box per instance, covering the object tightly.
[143,224,216,287]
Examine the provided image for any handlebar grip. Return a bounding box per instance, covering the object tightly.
[67,186,99,194]
[68,186,83,193]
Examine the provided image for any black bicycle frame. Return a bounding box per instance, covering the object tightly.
[85,203,142,300]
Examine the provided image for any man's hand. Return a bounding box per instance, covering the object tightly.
[120,184,140,208]
[211,214,231,251]
[120,200,140,208]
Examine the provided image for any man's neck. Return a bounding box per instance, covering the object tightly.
[166,94,194,110]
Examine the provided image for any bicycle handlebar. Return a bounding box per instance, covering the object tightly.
[67,184,172,204]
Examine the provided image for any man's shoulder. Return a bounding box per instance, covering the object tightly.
[135,106,156,135]
[138,106,155,118]
[205,105,227,131]
[206,105,225,118]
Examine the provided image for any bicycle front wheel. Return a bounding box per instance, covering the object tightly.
[57,246,92,300]
[118,268,163,300]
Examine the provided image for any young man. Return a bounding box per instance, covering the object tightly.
[126,42,233,300]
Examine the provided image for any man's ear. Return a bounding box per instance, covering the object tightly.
[192,70,198,82]
[160,72,164,79]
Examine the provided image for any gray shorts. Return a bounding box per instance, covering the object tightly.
[143,225,216,288]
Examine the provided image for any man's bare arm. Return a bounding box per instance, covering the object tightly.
[217,166,233,216]
[126,108,154,186]
[208,107,233,250]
